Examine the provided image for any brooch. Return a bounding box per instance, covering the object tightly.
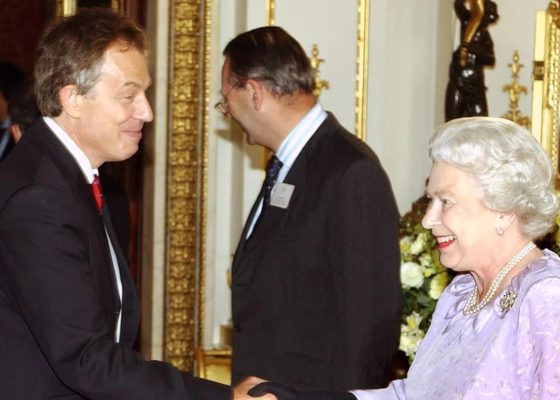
[498,289,517,315]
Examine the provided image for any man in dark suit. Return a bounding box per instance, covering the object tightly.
[0,8,229,399]
[222,27,402,392]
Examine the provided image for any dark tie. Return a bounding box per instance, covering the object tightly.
[262,155,283,211]
[91,174,104,214]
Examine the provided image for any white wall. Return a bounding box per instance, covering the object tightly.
[368,0,453,214]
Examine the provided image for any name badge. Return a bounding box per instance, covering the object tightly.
[270,183,295,209]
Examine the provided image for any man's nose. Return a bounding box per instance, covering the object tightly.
[136,93,153,122]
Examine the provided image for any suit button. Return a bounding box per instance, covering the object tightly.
[115,308,120,316]
[234,324,242,332]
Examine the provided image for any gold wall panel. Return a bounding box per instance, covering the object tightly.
[355,0,370,141]
[165,0,210,371]
[532,2,560,184]
[267,0,276,25]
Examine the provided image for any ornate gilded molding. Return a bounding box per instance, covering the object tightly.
[355,0,370,141]
[532,6,560,183]
[502,50,530,128]
[199,0,212,349]
[309,44,330,98]
[165,0,209,371]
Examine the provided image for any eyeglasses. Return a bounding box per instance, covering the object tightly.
[214,86,235,116]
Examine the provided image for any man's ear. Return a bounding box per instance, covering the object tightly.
[246,80,265,111]
[9,124,23,143]
[59,85,82,118]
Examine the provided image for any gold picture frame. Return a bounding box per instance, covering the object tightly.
[163,0,211,372]
[532,1,560,184]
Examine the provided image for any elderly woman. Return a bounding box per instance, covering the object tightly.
[242,117,560,400]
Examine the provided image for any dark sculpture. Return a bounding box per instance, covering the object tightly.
[445,0,499,121]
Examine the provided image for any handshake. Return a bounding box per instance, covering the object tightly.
[233,377,355,400]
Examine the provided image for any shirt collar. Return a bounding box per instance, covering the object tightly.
[43,117,98,183]
[275,102,327,172]
[1,117,11,130]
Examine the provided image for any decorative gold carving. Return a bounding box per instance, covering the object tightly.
[165,0,209,371]
[309,45,330,99]
[199,0,212,353]
[267,0,276,25]
[355,0,370,140]
[532,5,560,184]
[501,50,530,128]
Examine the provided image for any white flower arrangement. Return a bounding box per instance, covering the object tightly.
[398,210,454,362]
[400,262,424,289]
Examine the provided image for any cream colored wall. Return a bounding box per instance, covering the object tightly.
[141,0,170,361]
[143,0,552,352]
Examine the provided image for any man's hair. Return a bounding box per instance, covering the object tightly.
[8,82,40,134]
[34,8,147,117]
[223,26,314,97]
[0,62,25,102]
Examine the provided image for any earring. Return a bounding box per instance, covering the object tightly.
[496,226,504,236]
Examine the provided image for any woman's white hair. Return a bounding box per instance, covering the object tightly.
[429,117,559,240]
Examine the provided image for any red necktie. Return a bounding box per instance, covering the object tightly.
[91,174,104,214]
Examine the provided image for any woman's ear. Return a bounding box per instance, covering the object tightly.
[58,85,82,118]
[496,212,516,236]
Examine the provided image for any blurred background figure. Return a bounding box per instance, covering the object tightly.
[0,61,25,159]
[7,81,40,142]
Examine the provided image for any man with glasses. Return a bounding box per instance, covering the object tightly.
[221,26,402,392]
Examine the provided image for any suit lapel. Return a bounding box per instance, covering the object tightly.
[231,114,338,281]
[232,183,265,273]
[27,120,133,340]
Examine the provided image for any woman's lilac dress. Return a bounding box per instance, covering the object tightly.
[352,250,560,399]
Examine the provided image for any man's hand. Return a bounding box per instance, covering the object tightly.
[233,376,277,400]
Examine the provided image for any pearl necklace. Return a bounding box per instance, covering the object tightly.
[463,241,536,316]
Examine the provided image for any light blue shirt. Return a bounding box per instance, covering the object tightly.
[0,117,12,158]
[246,103,328,237]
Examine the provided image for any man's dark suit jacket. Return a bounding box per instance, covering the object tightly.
[0,119,228,399]
[231,113,402,391]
